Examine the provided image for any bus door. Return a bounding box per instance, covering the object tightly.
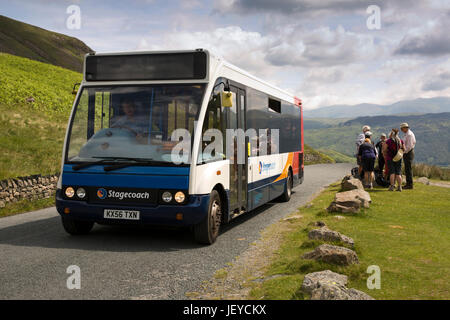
[226,87,247,215]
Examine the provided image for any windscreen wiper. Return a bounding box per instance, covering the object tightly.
[72,157,150,171]
[72,159,111,171]
[103,157,157,172]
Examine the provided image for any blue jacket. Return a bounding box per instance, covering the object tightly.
[358,142,376,159]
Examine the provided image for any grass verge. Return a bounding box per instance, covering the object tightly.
[0,195,55,218]
[249,182,450,300]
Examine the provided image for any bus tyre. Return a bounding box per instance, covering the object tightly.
[194,190,222,245]
[280,171,293,202]
[61,217,94,235]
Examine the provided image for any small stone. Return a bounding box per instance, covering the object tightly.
[0,200,5,208]
[303,244,359,266]
[310,283,375,300]
[314,221,326,227]
[308,227,354,247]
[334,215,346,220]
[283,214,303,222]
[341,178,364,191]
[301,270,348,295]
[327,189,371,213]
[417,177,430,185]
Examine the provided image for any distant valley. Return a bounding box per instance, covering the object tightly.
[305,112,450,167]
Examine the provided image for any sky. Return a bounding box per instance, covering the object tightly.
[2,0,450,109]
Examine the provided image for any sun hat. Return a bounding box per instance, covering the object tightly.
[381,133,386,138]
[362,125,371,131]
[365,131,372,137]
[400,123,409,128]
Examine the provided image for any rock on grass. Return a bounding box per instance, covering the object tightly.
[308,226,354,247]
[302,244,359,266]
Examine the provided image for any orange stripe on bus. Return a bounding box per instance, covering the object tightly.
[273,152,293,183]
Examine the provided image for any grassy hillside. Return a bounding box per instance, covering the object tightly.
[0,15,92,72]
[305,113,450,167]
[317,148,355,164]
[304,144,335,165]
[0,53,81,179]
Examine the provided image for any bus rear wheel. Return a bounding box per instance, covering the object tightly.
[279,171,293,202]
[61,217,94,235]
[194,190,222,245]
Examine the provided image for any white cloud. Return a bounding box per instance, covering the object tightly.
[395,13,450,56]
[421,59,450,92]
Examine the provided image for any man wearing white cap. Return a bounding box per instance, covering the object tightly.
[401,123,416,189]
[356,125,371,176]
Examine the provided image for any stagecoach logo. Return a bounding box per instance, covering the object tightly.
[97,188,107,199]
[96,188,150,201]
[258,161,275,174]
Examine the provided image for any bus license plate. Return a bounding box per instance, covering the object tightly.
[104,209,140,220]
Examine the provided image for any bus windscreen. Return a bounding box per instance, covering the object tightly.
[85,52,207,81]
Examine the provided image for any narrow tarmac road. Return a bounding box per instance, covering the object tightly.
[0,163,352,299]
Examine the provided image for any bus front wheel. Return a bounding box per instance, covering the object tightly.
[194,190,222,245]
[61,217,94,235]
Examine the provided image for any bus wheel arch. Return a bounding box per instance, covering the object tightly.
[279,167,293,202]
[193,186,225,245]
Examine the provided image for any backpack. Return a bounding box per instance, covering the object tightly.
[375,171,389,187]
[351,167,360,179]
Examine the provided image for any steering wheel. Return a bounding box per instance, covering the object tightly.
[111,125,139,136]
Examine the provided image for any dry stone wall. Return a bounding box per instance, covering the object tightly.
[0,174,59,208]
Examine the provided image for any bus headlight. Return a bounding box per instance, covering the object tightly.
[76,187,86,199]
[162,191,172,203]
[174,191,185,203]
[65,187,75,198]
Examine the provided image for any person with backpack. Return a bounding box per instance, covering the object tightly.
[375,133,386,174]
[382,128,405,192]
[358,131,377,189]
[356,125,371,177]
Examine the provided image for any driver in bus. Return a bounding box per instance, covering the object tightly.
[111,98,147,136]
[111,98,176,150]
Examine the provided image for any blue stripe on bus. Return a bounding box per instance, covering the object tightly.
[62,165,190,190]
[248,174,280,191]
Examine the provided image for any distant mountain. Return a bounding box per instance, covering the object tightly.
[0,15,92,72]
[304,97,450,119]
[305,112,450,166]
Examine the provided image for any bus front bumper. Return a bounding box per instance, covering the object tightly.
[55,190,210,226]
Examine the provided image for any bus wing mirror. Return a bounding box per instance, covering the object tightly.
[221,91,233,107]
[72,83,81,95]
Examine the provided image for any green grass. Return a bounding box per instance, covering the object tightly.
[411,163,449,181]
[249,183,450,300]
[0,196,55,218]
[0,53,81,179]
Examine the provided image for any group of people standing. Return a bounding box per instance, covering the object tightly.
[356,123,416,191]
